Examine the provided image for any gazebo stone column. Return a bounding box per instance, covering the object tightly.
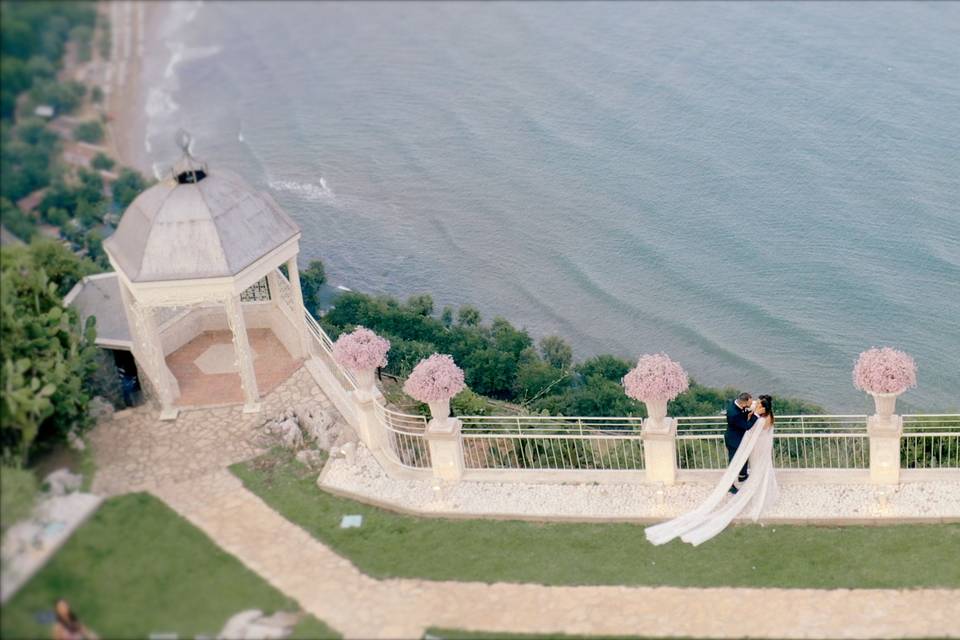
[225,294,261,413]
[117,278,179,419]
[285,258,312,358]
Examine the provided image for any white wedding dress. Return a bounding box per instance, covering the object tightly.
[645,416,779,546]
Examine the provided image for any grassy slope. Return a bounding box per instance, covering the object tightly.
[232,450,960,590]
[1,493,339,639]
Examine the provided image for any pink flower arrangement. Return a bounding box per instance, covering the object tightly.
[853,347,917,395]
[332,327,390,372]
[623,353,690,402]
[403,353,466,402]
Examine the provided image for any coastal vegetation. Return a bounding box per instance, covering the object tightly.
[1,0,150,270]
[317,288,823,418]
[0,492,339,638]
[0,1,95,119]
[1,1,152,486]
[231,449,960,589]
[0,241,101,466]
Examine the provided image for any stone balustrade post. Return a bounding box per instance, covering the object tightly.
[350,390,387,454]
[867,413,902,485]
[425,416,465,482]
[642,416,677,485]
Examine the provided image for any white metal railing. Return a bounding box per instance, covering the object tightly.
[901,414,960,469]
[294,298,959,477]
[303,306,358,390]
[675,415,870,470]
[374,402,431,469]
[459,415,644,471]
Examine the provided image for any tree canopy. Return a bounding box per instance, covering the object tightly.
[0,241,99,463]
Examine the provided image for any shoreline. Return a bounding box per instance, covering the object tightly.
[102,0,154,176]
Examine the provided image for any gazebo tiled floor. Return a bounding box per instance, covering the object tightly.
[166,329,302,407]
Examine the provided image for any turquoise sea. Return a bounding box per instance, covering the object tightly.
[137,1,960,412]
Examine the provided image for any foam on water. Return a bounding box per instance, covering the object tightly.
[268,178,335,202]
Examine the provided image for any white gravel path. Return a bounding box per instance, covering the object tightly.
[321,445,960,521]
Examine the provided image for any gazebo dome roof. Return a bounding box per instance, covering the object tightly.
[105,163,300,283]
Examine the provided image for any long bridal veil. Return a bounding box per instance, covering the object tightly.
[645,417,778,546]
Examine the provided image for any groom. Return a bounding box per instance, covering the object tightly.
[725,392,757,494]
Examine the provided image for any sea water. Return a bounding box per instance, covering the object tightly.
[138,1,960,411]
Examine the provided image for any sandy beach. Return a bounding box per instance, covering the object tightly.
[102,0,155,175]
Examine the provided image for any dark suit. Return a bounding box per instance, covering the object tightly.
[725,399,757,479]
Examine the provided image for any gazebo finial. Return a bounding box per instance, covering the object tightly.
[171,129,207,184]
[175,128,193,155]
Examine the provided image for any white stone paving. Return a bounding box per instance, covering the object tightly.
[322,444,960,521]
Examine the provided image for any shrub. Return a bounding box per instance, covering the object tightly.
[91,152,114,170]
[73,120,104,143]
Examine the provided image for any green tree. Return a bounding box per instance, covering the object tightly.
[457,305,481,327]
[112,168,147,209]
[0,242,98,462]
[440,306,454,328]
[0,197,36,241]
[28,79,85,114]
[297,259,326,309]
[71,24,93,62]
[406,294,434,317]
[539,335,573,370]
[514,359,570,404]
[73,120,104,143]
[91,152,114,171]
[13,238,98,296]
[575,354,632,382]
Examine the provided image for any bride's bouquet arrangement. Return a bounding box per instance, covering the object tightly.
[332,327,391,372]
[623,353,689,402]
[853,347,917,395]
[403,353,466,403]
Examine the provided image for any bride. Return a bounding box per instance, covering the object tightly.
[645,395,779,546]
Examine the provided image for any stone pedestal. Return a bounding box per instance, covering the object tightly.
[425,417,464,482]
[642,417,677,485]
[868,414,902,485]
[351,391,385,453]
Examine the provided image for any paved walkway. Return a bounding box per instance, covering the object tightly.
[90,367,330,495]
[155,469,960,640]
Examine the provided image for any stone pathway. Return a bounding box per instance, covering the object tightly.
[89,367,331,495]
[155,469,960,640]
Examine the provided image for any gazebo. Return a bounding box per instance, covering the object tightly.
[103,153,312,419]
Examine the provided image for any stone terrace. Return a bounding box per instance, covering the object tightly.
[90,366,332,495]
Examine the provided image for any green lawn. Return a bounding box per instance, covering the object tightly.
[231,449,960,589]
[1,493,340,639]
